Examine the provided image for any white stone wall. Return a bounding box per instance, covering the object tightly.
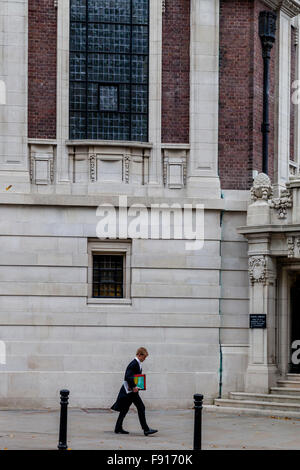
[0,0,30,191]
[0,197,251,408]
[0,203,231,408]
[219,202,250,396]
[0,0,253,408]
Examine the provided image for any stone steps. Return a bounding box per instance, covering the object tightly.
[270,387,300,395]
[277,380,300,389]
[229,392,300,404]
[286,374,300,381]
[215,398,300,413]
[213,377,300,417]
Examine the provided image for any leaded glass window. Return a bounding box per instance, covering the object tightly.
[93,254,124,298]
[70,0,149,142]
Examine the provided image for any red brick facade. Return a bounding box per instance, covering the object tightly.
[28,0,57,139]
[162,0,190,144]
[219,0,275,190]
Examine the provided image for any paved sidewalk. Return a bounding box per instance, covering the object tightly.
[0,408,300,450]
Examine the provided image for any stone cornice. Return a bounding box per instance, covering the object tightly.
[262,0,300,17]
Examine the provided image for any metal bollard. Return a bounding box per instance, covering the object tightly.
[193,394,203,450]
[58,389,70,450]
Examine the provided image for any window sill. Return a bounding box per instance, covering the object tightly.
[87,298,132,305]
[66,140,153,149]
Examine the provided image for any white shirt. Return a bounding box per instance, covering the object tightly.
[123,357,142,394]
[135,356,142,373]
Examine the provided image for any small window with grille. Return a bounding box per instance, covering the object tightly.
[92,254,124,298]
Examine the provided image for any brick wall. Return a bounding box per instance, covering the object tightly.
[28,0,57,139]
[162,0,190,143]
[219,0,275,190]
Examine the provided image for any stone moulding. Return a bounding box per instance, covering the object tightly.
[249,255,267,284]
[263,0,300,17]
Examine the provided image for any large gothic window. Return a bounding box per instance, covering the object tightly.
[69,0,149,141]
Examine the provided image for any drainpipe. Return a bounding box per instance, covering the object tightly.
[218,194,225,399]
[259,11,277,175]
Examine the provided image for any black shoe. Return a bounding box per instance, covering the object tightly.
[115,428,129,434]
[144,428,158,436]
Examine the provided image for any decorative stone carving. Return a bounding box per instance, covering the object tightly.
[270,189,292,219]
[29,146,55,185]
[162,149,188,189]
[294,26,299,46]
[250,172,273,202]
[286,236,300,258]
[162,0,166,13]
[249,256,267,284]
[263,0,300,17]
[287,236,295,258]
[124,155,130,184]
[89,154,97,182]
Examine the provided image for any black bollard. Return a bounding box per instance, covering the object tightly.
[58,389,70,450]
[193,394,203,450]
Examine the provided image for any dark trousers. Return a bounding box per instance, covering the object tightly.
[115,393,149,431]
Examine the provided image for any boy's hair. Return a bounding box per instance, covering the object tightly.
[136,347,148,357]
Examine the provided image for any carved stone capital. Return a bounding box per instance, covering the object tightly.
[249,256,267,284]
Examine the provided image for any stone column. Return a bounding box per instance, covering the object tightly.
[188,0,220,198]
[246,251,278,393]
[56,0,71,187]
[147,0,162,186]
[0,0,30,192]
[272,1,300,193]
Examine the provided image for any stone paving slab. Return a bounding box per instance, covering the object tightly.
[0,408,299,450]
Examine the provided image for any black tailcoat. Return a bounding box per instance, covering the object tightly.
[111,358,141,412]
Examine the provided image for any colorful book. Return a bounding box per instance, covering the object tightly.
[133,374,146,391]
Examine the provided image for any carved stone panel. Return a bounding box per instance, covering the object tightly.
[249,256,267,284]
[163,149,187,189]
[29,145,55,185]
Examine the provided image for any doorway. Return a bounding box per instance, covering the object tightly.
[290,276,300,373]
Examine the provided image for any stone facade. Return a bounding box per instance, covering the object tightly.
[0,0,299,410]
